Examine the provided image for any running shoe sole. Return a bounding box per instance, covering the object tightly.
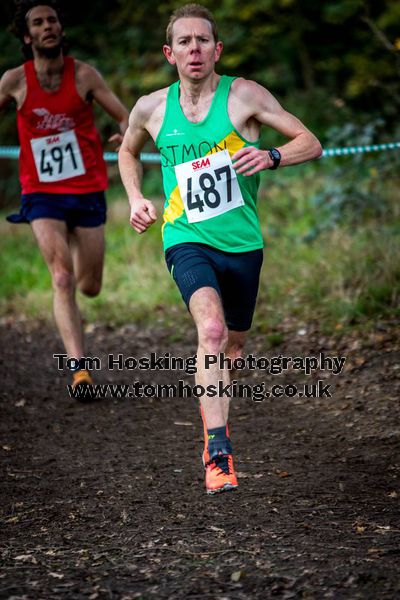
[206,482,238,495]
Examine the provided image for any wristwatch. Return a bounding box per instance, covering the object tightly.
[267,148,281,170]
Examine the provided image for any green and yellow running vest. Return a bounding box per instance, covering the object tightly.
[156,75,264,253]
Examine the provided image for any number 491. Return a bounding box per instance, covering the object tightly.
[40,142,78,176]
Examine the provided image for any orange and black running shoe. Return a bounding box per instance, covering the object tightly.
[72,369,93,390]
[205,452,238,495]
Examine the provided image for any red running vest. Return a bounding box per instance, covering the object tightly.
[17,56,108,194]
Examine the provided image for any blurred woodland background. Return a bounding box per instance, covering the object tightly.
[0,0,399,331]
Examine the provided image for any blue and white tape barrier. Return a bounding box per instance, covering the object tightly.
[0,142,399,162]
[321,142,400,157]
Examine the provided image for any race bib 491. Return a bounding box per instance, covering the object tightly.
[174,149,244,223]
[30,130,86,182]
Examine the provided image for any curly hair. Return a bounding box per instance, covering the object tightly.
[10,0,67,60]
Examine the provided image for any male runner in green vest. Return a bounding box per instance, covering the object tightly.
[119,3,322,494]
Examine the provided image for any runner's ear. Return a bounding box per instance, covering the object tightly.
[163,44,175,65]
[214,41,223,63]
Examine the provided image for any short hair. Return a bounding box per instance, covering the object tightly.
[166,3,218,46]
[10,0,65,60]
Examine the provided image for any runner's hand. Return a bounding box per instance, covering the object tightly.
[108,133,124,150]
[129,198,157,233]
[232,147,272,176]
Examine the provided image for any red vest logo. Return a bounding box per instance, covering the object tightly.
[33,108,75,132]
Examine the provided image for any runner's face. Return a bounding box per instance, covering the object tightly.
[24,5,63,55]
[163,17,223,81]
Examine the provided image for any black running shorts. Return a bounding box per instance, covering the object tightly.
[165,242,263,331]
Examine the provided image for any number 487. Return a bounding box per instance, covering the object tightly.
[187,165,232,212]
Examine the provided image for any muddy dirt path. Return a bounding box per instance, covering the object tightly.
[1,319,399,599]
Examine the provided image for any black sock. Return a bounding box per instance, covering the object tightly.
[71,358,87,373]
[207,426,232,459]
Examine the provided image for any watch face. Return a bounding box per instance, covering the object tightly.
[270,149,281,160]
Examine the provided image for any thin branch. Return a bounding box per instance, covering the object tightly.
[361,15,396,53]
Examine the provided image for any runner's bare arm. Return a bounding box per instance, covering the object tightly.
[118,97,158,234]
[0,69,21,110]
[231,79,322,176]
[76,62,129,145]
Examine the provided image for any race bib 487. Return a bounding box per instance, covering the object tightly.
[174,149,244,223]
[30,130,86,182]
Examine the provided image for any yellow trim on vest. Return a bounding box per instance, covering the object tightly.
[223,131,248,157]
[161,131,246,235]
[162,186,184,228]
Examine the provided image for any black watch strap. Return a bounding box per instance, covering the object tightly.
[267,148,281,170]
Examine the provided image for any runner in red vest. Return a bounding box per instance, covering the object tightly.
[0,1,129,393]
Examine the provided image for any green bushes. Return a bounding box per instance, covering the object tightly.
[1,151,398,334]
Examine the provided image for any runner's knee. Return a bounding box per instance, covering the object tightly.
[52,268,75,293]
[226,343,245,361]
[226,335,246,360]
[198,317,228,354]
[77,276,102,297]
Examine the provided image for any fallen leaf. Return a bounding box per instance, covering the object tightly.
[14,554,37,564]
[209,525,225,533]
[356,526,365,534]
[231,570,245,582]
[6,516,19,524]
[274,469,290,478]
[121,509,128,523]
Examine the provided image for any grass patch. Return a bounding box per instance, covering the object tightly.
[256,225,400,333]
[1,166,399,334]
